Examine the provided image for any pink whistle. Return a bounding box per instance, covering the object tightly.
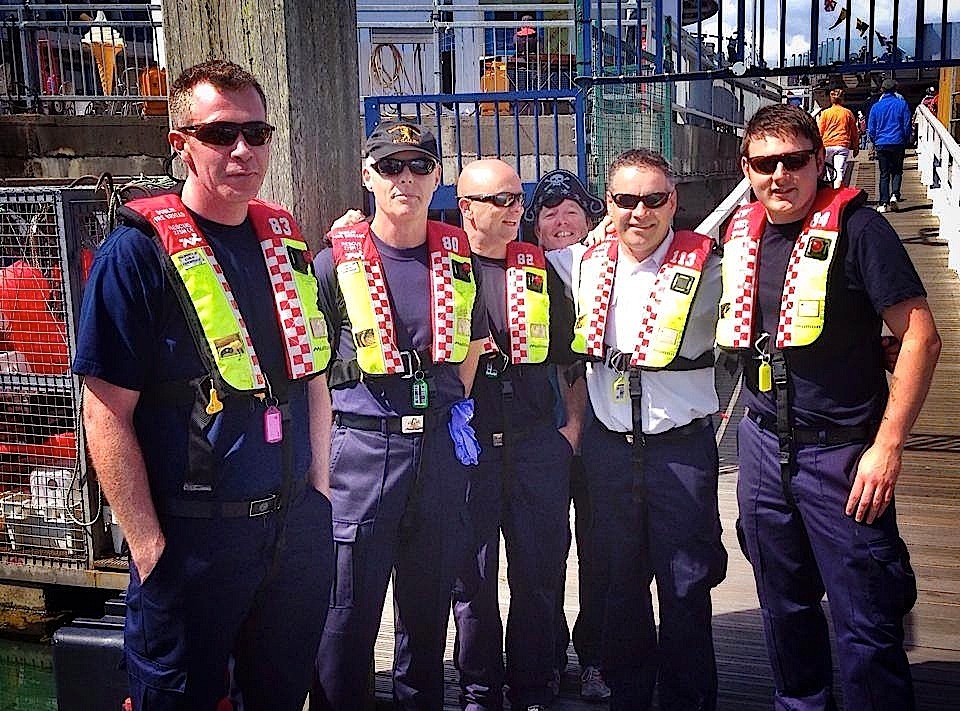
[264,405,283,443]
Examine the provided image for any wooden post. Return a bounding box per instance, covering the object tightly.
[159,0,362,246]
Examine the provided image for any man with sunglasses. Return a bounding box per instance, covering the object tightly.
[448,159,583,711]
[74,60,335,710]
[727,102,940,711]
[312,120,487,710]
[547,149,727,711]
[523,169,611,702]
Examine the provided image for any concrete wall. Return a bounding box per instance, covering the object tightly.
[0,116,169,180]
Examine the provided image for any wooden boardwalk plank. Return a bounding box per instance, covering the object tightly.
[368,152,960,709]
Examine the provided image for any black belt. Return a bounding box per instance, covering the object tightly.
[597,415,712,446]
[480,419,551,448]
[333,412,431,434]
[746,409,874,446]
[600,347,716,373]
[158,472,309,519]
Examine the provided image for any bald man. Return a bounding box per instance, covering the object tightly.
[451,160,583,711]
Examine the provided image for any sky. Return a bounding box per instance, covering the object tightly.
[674,0,960,67]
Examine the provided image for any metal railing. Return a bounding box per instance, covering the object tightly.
[0,3,166,116]
[916,103,960,272]
[695,176,752,238]
[581,0,960,85]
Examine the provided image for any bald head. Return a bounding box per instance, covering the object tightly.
[457,159,520,197]
[457,159,525,257]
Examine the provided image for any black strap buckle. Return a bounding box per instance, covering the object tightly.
[398,349,423,379]
[248,494,279,517]
[605,348,631,373]
[482,351,511,379]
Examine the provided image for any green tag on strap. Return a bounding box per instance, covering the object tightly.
[412,375,429,409]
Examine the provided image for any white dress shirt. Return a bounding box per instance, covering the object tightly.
[548,231,720,434]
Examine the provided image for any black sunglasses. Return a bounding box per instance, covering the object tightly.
[372,156,437,176]
[609,191,673,210]
[745,149,817,175]
[177,121,275,147]
[461,192,526,208]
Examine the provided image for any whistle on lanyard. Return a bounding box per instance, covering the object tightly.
[755,333,772,393]
[261,375,283,443]
[206,384,224,414]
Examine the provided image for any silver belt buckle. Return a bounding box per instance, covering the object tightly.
[492,432,504,448]
[625,433,634,445]
[248,494,278,517]
[401,415,424,434]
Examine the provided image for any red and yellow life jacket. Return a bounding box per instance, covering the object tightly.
[329,220,477,375]
[480,241,550,365]
[124,194,331,396]
[716,187,862,350]
[571,230,714,369]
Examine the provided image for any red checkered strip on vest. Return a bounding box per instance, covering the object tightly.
[207,246,266,387]
[366,261,404,372]
[631,271,668,366]
[776,233,810,348]
[431,252,456,361]
[481,336,498,355]
[507,267,528,363]
[585,255,615,358]
[261,238,315,378]
[730,241,759,349]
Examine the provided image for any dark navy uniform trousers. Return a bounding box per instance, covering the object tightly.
[125,488,333,711]
[453,421,572,710]
[312,416,470,711]
[554,454,606,672]
[582,418,727,711]
[736,416,917,711]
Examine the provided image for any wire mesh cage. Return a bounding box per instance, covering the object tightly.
[587,82,673,196]
[0,188,109,574]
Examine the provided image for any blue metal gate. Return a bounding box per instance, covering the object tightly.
[363,88,587,215]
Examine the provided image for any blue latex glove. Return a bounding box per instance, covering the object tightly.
[448,398,481,466]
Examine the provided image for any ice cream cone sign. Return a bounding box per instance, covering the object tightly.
[81,11,124,96]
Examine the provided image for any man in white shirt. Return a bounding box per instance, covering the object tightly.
[547,149,727,711]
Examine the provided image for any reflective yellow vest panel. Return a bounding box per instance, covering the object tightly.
[571,231,713,369]
[717,187,862,351]
[329,220,477,375]
[124,194,331,395]
[505,241,550,364]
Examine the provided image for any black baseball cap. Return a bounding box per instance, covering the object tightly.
[364,120,439,161]
[523,169,605,223]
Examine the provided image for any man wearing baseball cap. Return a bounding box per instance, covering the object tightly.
[311,119,488,710]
